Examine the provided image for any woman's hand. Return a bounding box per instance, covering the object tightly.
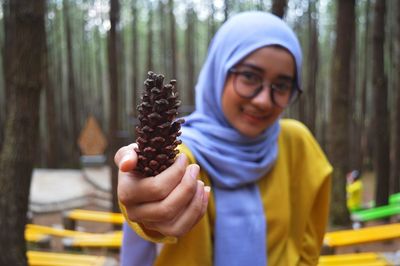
[115,143,210,238]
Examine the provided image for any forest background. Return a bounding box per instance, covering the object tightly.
[0,0,399,264]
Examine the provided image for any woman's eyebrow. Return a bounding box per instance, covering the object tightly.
[277,75,295,82]
[238,63,264,73]
[238,62,295,81]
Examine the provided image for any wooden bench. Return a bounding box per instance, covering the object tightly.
[63,231,122,250]
[318,252,393,266]
[63,209,124,230]
[27,250,117,266]
[323,223,400,254]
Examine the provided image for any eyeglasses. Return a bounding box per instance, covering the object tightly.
[228,68,301,108]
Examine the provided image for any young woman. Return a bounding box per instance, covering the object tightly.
[115,11,332,266]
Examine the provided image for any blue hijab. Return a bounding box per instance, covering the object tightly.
[180,11,302,266]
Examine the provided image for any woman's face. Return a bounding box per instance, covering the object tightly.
[222,46,295,138]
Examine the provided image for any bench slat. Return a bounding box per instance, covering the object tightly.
[66,209,124,224]
[28,251,107,266]
[318,252,392,266]
[27,224,95,238]
[324,223,400,247]
[63,232,122,249]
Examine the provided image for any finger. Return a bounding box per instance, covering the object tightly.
[114,143,138,171]
[124,153,189,205]
[118,170,142,206]
[130,163,199,222]
[146,180,206,237]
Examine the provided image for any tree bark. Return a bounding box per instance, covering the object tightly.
[372,0,390,206]
[63,0,79,166]
[360,0,371,171]
[305,0,318,134]
[131,0,139,117]
[108,0,121,213]
[44,32,58,168]
[271,0,288,18]
[168,0,177,79]
[0,0,45,264]
[224,0,230,22]
[328,0,355,226]
[208,0,217,46]
[185,5,196,105]
[146,1,153,72]
[393,0,400,193]
[1,1,15,151]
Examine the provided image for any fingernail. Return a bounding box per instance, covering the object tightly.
[190,164,200,179]
[120,153,132,166]
[203,186,210,203]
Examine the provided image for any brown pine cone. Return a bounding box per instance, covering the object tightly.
[135,71,185,177]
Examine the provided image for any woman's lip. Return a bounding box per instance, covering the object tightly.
[242,111,267,123]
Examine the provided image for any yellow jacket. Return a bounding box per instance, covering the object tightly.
[122,119,332,266]
[346,180,363,212]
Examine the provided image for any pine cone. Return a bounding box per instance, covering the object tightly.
[135,71,184,177]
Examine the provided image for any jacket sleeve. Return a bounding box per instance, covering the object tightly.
[297,174,332,266]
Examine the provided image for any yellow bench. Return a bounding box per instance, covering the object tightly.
[63,209,124,230]
[27,250,117,266]
[318,252,393,266]
[63,231,122,250]
[26,224,95,238]
[324,223,400,248]
[25,229,50,248]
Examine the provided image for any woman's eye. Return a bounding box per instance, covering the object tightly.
[241,72,260,83]
[272,83,292,93]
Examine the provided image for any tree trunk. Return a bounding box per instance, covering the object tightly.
[168,0,177,79]
[44,34,58,168]
[108,0,121,213]
[1,1,15,151]
[63,0,79,166]
[328,0,355,226]
[271,0,288,18]
[131,0,139,118]
[208,0,217,46]
[224,0,230,22]
[372,0,390,206]
[147,2,154,72]
[393,0,400,193]
[185,6,196,106]
[305,0,318,134]
[360,0,371,171]
[158,1,167,75]
[372,0,390,207]
[0,0,45,264]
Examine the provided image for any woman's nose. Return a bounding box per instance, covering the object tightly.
[251,85,274,110]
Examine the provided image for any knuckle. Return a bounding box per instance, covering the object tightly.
[168,225,186,238]
[158,205,175,221]
[182,177,197,194]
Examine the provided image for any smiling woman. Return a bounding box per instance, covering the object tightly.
[116,11,332,266]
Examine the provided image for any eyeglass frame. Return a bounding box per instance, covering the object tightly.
[228,68,302,108]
